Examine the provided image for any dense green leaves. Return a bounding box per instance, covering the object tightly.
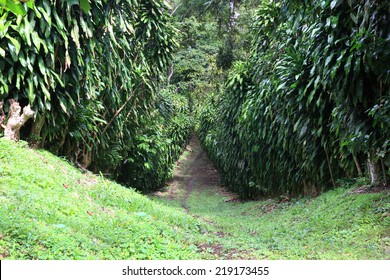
[198,0,390,197]
[0,0,34,16]
[119,90,192,192]
[0,0,187,192]
[79,0,91,14]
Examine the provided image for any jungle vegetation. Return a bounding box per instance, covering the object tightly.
[0,0,389,198]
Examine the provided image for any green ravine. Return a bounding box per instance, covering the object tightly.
[0,136,389,260]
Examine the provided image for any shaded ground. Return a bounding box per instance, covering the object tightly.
[349,184,390,195]
[155,135,237,206]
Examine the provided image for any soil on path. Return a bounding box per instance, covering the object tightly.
[155,134,236,208]
[154,134,251,259]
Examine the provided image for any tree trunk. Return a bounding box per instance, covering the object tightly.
[353,153,363,177]
[381,159,388,186]
[1,100,34,141]
[367,153,381,185]
[79,144,92,169]
[30,115,46,148]
[303,179,321,196]
[0,101,5,128]
[229,0,238,32]
[167,63,174,84]
[324,147,336,188]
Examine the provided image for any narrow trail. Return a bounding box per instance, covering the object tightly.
[162,135,230,210]
[179,137,221,210]
[154,135,223,204]
[154,134,252,259]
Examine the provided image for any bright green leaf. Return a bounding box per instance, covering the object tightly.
[80,0,91,14]
[4,0,26,16]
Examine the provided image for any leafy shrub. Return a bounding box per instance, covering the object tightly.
[198,0,390,198]
[1,0,188,191]
[119,90,192,192]
[197,61,260,198]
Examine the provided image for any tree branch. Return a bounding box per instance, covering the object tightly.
[102,93,133,134]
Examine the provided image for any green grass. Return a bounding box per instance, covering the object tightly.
[0,138,389,260]
[183,180,390,259]
[154,140,390,259]
[0,139,211,260]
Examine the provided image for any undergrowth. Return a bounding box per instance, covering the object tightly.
[184,179,390,259]
[155,140,390,260]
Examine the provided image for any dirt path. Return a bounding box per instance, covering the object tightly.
[180,137,222,209]
[154,134,250,259]
[152,134,390,260]
[155,135,231,207]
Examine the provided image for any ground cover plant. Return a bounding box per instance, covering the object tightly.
[1,137,389,260]
[153,136,390,260]
[0,138,210,259]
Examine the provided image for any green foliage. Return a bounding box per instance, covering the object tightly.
[184,178,390,259]
[313,0,390,168]
[0,0,189,192]
[170,0,258,113]
[169,14,223,119]
[155,139,390,259]
[1,120,389,260]
[118,89,192,192]
[197,61,258,197]
[0,0,34,16]
[216,37,234,70]
[197,0,390,197]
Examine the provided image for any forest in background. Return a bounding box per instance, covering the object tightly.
[0,0,389,198]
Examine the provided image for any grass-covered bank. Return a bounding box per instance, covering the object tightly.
[184,183,390,259]
[155,136,390,260]
[0,137,389,260]
[0,138,210,260]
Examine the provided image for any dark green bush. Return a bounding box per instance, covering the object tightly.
[1,1,189,192]
[198,0,390,198]
[119,90,192,192]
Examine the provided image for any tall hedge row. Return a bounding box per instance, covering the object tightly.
[0,0,190,192]
[198,0,390,198]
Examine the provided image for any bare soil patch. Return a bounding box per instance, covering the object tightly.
[349,183,390,195]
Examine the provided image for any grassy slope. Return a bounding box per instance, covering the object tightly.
[155,140,390,260]
[0,138,389,260]
[0,139,211,260]
[185,184,390,259]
